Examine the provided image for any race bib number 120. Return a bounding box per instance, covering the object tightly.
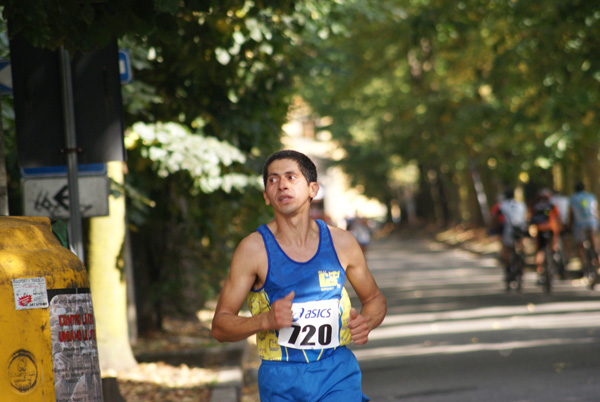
[278,299,340,350]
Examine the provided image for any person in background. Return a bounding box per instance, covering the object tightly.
[529,189,562,284]
[491,187,527,284]
[347,214,371,254]
[569,181,600,267]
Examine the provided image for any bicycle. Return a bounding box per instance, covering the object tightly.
[505,229,526,292]
[580,228,599,290]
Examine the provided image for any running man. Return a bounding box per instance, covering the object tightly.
[211,150,387,401]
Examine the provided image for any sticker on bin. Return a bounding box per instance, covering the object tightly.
[12,277,49,310]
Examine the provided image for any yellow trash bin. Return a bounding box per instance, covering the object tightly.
[0,216,103,401]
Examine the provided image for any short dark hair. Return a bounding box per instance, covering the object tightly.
[575,181,585,192]
[503,187,514,199]
[262,150,317,187]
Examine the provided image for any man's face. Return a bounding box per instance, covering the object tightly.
[263,158,319,215]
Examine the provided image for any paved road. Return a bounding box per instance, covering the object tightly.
[350,231,600,402]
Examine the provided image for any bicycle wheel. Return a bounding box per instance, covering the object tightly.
[557,238,567,280]
[505,250,515,290]
[543,246,553,293]
[515,251,524,291]
[586,246,598,290]
[506,249,523,291]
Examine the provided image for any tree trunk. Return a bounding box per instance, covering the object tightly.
[469,160,491,226]
[422,165,445,226]
[402,186,418,225]
[442,169,461,226]
[88,161,137,373]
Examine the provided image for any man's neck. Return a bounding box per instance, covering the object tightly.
[269,214,318,247]
[268,216,320,262]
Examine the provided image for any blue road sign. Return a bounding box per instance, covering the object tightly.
[118,49,133,84]
[21,163,107,178]
[0,60,12,94]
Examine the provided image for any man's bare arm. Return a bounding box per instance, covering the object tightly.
[211,233,294,342]
[347,268,387,344]
[332,227,387,344]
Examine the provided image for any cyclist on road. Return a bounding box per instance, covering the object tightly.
[491,188,527,285]
[211,150,386,402]
[569,181,600,267]
[530,189,562,285]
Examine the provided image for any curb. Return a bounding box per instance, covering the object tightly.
[208,340,249,402]
[210,386,240,402]
[209,366,243,402]
[133,339,248,402]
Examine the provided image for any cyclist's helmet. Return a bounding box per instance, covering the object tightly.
[538,188,552,200]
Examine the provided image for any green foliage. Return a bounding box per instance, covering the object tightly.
[111,2,322,319]
[124,123,271,318]
[0,0,306,322]
[1,0,164,52]
[298,0,600,224]
[118,2,330,156]
[128,122,261,194]
[4,0,600,318]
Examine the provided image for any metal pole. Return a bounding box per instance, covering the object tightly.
[58,47,84,263]
[0,97,9,216]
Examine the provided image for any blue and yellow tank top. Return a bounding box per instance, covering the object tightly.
[247,219,352,363]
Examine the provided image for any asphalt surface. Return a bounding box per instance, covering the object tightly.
[349,229,600,402]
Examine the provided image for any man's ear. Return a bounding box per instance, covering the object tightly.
[309,182,319,201]
[263,191,271,206]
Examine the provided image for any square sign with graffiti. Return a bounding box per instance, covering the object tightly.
[21,165,109,219]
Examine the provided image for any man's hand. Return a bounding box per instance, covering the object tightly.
[348,307,370,345]
[268,291,295,330]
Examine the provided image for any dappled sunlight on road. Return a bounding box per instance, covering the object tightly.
[381,300,600,325]
[354,337,598,360]
[353,233,600,363]
[370,301,600,339]
[357,232,600,401]
[355,299,600,361]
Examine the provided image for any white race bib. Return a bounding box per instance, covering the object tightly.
[278,299,340,350]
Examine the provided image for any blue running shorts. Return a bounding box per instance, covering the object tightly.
[257,346,370,402]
